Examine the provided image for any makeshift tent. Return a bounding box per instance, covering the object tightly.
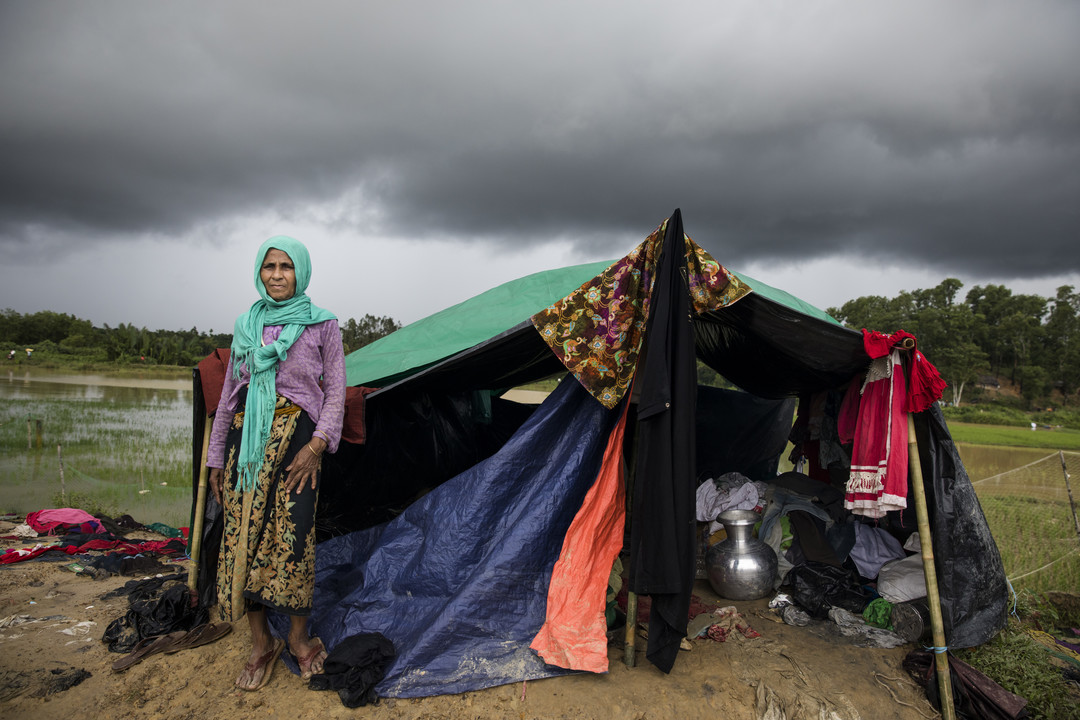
[191,209,1007,697]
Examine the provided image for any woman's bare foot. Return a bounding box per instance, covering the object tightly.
[290,635,328,680]
[235,637,285,690]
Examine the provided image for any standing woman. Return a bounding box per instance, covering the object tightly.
[206,236,345,691]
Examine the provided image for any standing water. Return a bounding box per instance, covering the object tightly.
[0,369,194,529]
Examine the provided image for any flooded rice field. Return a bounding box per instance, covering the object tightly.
[0,370,195,529]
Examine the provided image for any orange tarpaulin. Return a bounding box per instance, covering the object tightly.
[530,403,629,672]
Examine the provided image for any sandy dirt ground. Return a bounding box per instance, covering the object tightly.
[0,527,944,720]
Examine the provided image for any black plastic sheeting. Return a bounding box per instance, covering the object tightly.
[694,294,867,399]
[695,385,795,481]
[317,390,537,537]
[913,405,1008,649]
[368,321,567,402]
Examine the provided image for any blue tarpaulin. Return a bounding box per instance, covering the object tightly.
[271,377,622,697]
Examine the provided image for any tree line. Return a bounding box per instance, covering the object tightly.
[5,279,1079,409]
[829,280,1080,407]
[0,309,401,367]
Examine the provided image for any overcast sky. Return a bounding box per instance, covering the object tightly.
[2,1,1078,334]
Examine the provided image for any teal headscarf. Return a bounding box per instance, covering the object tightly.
[230,236,336,491]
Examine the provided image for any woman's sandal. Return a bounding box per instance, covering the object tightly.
[296,637,327,681]
[163,622,233,654]
[111,630,188,672]
[236,638,285,691]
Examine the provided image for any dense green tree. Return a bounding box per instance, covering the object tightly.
[1043,286,1080,398]
[966,284,1016,375]
[340,314,402,354]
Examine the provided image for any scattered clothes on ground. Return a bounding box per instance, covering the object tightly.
[308,632,396,708]
[144,522,184,539]
[3,523,39,539]
[110,622,232,672]
[876,534,927,603]
[0,535,186,565]
[76,554,182,578]
[101,573,208,653]
[828,607,906,648]
[787,561,876,619]
[25,508,104,536]
[781,605,812,626]
[862,597,894,629]
[848,522,906,579]
[0,665,92,701]
[695,473,767,535]
[703,606,761,642]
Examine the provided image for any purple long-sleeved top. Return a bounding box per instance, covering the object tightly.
[206,319,346,469]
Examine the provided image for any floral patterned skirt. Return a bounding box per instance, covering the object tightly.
[217,393,319,621]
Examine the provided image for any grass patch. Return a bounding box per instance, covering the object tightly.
[977,495,1080,594]
[957,606,1080,720]
[946,422,1080,450]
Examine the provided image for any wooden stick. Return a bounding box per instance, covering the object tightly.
[57,443,66,503]
[907,413,955,720]
[623,418,640,668]
[187,415,213,595]
[1060,450,1080,540]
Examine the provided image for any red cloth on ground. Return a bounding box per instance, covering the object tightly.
[0,538,186,565]
[25,509,103,535]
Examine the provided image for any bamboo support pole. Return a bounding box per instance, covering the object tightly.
[187,416,213,595]
[623,417,640,668]
[1060,450,1080,541]
[907,413,955,720]
[624,591,638,667]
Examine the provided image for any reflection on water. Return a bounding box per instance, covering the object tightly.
[955,443,1055,482]
[2,369,191,403]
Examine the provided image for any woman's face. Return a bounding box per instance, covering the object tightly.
[260,248,297,301]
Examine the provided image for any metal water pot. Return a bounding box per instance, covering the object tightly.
[705,509,777,601]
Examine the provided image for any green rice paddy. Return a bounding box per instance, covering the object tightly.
[0,382,194,529]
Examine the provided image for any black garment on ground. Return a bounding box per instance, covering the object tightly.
[101,573,208,653]
[628,210,697,674]
[786,560,875,619]
[78,554,180,577]
[903,649,1029,720]
[308,632,396,708]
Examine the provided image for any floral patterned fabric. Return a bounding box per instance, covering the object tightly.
[531,221,752,408]
[217,394,320,621]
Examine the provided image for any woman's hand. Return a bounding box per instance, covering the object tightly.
[284,436,326,495]
[208,467,224,504]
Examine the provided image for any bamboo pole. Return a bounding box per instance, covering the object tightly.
[1060,451,1080,541]
[187,416,213,595]
[907,413,955,720]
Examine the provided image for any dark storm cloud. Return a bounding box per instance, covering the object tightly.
[2,1,1078,278]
